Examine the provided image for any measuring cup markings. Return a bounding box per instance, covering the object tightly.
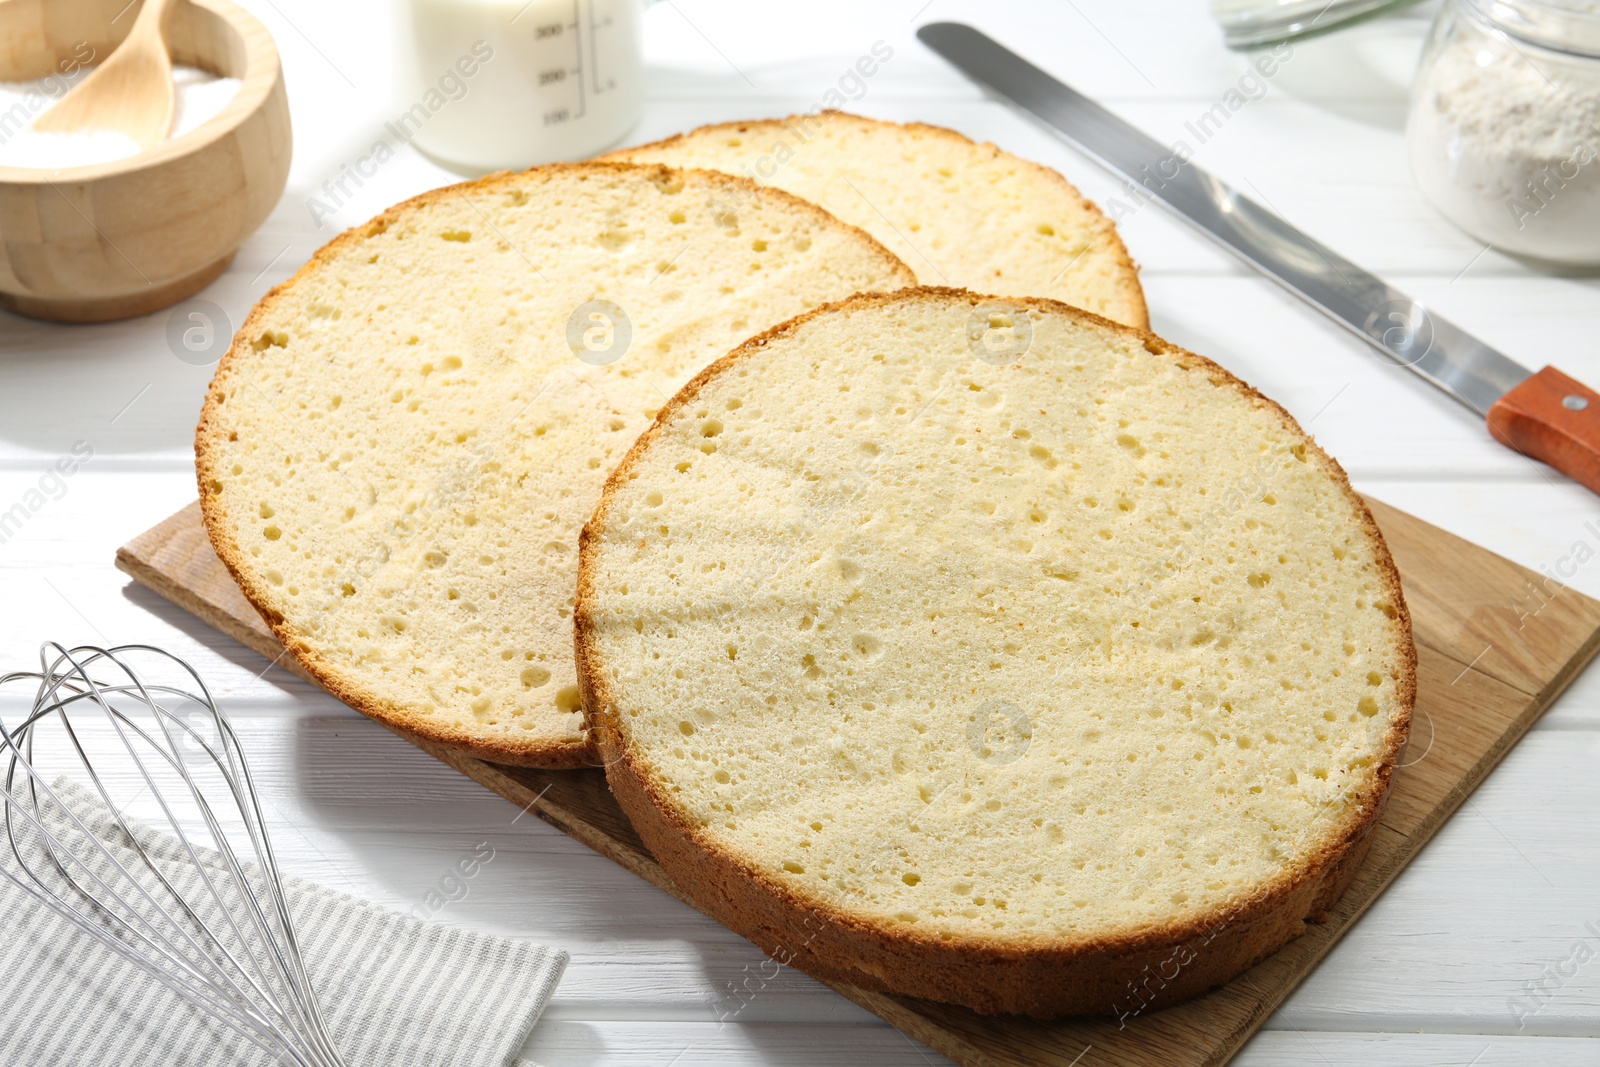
[401,0,644,167]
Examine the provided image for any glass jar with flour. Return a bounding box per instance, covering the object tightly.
[394,0,645,170]
[1407,0,1600,264]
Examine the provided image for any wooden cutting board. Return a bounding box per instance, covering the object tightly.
[116,498,1600,1067]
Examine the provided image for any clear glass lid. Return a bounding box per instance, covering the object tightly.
[1210,0,1428,50]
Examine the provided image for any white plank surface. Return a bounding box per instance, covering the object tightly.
[2,0,1598,1063]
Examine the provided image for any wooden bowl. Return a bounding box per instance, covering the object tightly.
[0,0,290,322]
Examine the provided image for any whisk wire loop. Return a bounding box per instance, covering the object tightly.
[0,643,347,1067]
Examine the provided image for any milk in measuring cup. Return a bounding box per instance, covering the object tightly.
[398,0,644,169]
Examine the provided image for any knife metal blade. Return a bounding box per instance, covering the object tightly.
[921,22,1600,495]
[916,21,1532,417]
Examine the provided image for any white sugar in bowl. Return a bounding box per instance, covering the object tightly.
[0,0,291,322]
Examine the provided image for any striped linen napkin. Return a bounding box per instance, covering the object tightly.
[0,778,566,1067]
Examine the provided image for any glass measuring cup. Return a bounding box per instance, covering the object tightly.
[393,0,645,170]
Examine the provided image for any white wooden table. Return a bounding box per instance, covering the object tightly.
[3,1,1598,1063]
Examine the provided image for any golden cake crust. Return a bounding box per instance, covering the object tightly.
[575,286,1414,1016]
[197,162,914,767]
[606,112,1150,330]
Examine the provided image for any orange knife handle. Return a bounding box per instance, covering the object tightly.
[1487,365,1600,494]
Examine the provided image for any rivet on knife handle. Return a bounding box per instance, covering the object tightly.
[1488,367,1600,495]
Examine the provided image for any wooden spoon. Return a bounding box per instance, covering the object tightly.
[31,0,177,150]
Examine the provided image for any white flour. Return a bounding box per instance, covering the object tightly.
[0,65,241,170]
[1408,35,1600,263]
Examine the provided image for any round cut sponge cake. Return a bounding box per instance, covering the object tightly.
[575,287,1414,1016]
[196,163,914,767]
[606,113,1148,329]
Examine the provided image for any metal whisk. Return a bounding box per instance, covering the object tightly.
[0,643,345,1067]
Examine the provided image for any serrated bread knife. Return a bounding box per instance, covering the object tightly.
[918,21,1600,496]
